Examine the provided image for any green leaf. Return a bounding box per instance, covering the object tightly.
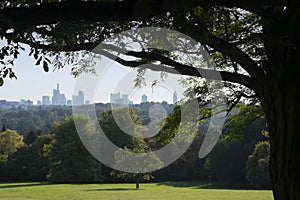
[0,78,3,86]
[43,61,49,72]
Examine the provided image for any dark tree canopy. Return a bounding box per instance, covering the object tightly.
[1,1,300,200]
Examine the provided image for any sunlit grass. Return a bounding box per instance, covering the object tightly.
[0,182,273,200]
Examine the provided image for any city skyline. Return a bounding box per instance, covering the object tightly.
[0,44,185,104]
[1,86,179,108]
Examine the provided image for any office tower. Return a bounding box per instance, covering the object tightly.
[173,91,177,104]
[72,90,84,106]
[142,94,148,103]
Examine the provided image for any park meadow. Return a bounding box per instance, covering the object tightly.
[0,182,272,200]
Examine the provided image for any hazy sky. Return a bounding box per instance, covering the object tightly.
[0,43,185,104]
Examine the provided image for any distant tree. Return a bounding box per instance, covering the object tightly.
[47,115,102,183]
[246,141,271,189]
[23,130,41,144]
[100,107,163,189]
[204,139,252,183]
[111,145,163,189]
[0,129,23,163]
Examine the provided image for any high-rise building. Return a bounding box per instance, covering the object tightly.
[67,100,72,106]
[110,92,120,104]
[0,100,19,109]
[72,90,84,106]
[173,91,177,104]
[110,92,130,105]
[142,94,148,103]
[121,94,129,104]
[42,96,51,106]
[52,83,66,106]
[20,99,33,106]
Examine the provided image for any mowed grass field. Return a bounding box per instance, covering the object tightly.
[0,182,273,200]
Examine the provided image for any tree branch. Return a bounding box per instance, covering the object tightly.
[195,0,289,14]
[230,33,263,45]
[176,16,266,89]
[0,0,166,29]
[0,0,289,30]
[99,49,254,89]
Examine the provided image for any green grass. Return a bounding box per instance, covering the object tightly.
[0,182,273,200]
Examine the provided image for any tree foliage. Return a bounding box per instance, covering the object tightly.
[246,141,271,189]
[47,115,102,183]
[204,139,252,183]
[2,134,52,181]
[0,129,23,163]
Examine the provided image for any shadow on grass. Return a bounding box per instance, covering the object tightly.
[156,181,256,190]
[0,182,50,189]
[84,188,142,191]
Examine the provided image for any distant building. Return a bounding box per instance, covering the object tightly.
[110,92,120,104]
[85,100,90,105]
[42,96,51,106]
[142,94,148,103]
[72,90,84,106]
[52,83,66,106]
[121,94,129,104]
[67,100,72,106]
[0,100,20,109]
[173,91,177,104]
[20,99,33,106]
[110,92,130,105]
[37,100,42,106]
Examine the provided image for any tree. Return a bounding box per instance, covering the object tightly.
[47,115,102,183]
[111,146,162,189]
[99,107,163,189]
[246,141,271,189]
[98,108,140,149]
[0,129,23,163]
[1,1,299,199]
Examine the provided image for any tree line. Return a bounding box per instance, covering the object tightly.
[0,104,270,189]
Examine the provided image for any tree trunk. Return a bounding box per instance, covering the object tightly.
[135,174,140,189]
[261,48,300,199]
[260,6,300,200]
[262,91,300,200]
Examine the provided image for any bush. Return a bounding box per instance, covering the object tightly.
[246,141,271,189]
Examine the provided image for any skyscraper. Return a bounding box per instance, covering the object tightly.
[173,91,177,104]
[67,100,72,106]
[110,92,130,105]
[52,83,66,106]
[42,96,51,106]
[72,90,84,106]
[142,94,148,103]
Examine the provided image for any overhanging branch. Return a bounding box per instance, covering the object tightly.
[99,49,254,90]
[0,0,290,30]
[0,0,165,29]
[175,16,266,88]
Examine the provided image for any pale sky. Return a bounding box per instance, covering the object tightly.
[0,43,185,105]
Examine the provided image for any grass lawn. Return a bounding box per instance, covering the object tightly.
[0,182,273,200]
